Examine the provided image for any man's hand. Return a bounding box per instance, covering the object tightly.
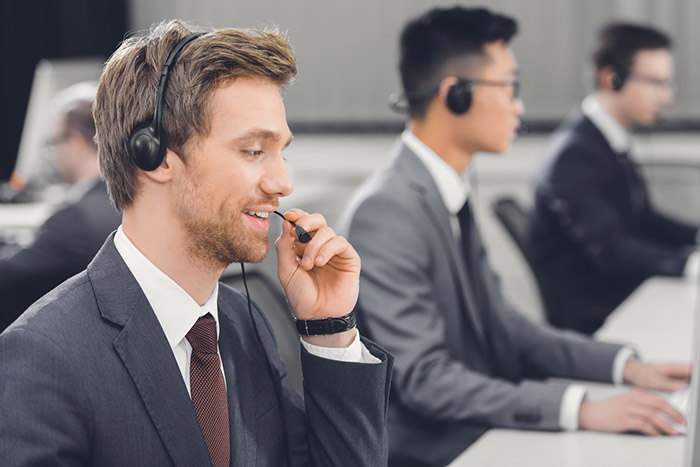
[275,209,360,347]
[579,388,685,436]
[624,360,690,392]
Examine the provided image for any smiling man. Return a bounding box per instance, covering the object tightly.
[338,8,690,467]
[529,23,699,335]
[0,21,392,466]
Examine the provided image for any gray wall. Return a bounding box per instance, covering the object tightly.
[128,0,700,125]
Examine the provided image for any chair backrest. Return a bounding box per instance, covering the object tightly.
[219,269,303,394]
[492,197,533,262]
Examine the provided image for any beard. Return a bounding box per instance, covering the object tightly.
[174,173,271,269]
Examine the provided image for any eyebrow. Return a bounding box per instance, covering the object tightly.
[232,129,294,149]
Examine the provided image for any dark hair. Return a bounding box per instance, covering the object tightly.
[64,99,97,150]
[593,22,671,84]
[399,6,517,118]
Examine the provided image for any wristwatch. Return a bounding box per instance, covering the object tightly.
[295,310,356,336]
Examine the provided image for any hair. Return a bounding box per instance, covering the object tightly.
[94,19,297,210]
[399,6,517,118]
[593,22,672,85]
[63,99,97,151]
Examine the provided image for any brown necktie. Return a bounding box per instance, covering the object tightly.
[186,313,230,467]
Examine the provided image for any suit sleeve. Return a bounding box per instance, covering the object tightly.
[0,205,93,327]
[541,147,691,277]
[642,208,698,246]
[0,326,92,466]
[249,301,393,467]
[345,194,600,431]
[472,225,623,383]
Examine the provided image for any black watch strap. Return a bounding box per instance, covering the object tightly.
[295,310,356,336]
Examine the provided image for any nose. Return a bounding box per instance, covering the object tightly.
[261,153,294,198]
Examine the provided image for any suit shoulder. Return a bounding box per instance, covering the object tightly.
[4,272,95,340]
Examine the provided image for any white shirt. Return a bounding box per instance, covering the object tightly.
[582,94,700,276]
[113,227,377,396]
[403,129,634,430]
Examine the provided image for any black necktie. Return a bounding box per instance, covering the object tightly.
[616,151,647,217]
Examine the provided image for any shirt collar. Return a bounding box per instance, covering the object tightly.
[401,130,470,214]
[581,94,631,154]
[113,226,220,349]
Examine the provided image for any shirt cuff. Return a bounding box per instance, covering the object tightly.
[612,347,638,385]
[300,330,380,364]
[559,385,587,431]
[684,251,700,277]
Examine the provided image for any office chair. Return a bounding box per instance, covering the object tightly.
[491,197,551,320]
[219,269,303,394]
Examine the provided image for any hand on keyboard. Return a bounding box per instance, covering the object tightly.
[656,387,691,435]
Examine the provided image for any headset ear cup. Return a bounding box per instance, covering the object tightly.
[446,81,472,114]
[610,71,624,91]
[129,123,167,171]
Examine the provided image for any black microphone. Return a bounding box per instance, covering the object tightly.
[273,210,311,243]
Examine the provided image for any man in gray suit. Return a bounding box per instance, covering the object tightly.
[0,20,392,466]
[337,7,688,467]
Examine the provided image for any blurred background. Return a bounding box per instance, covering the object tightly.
[2,0,700,321]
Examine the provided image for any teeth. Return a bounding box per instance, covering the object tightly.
[243,209,270,219]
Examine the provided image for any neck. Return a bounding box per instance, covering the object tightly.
[122,201,223,306]
[73,155,102,184]
[410,119,472,174]
[595,91,631,129]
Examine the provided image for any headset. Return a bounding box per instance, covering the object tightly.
[389,78,474,115]
[128,32,204,171]
[610,68,628,91]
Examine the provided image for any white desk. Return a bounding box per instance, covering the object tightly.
[449,277,697,467]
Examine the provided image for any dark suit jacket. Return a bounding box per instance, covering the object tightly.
[529,113,698,334]
[0,236,393,466]
[0,179,121,332]
[337,142,622,467]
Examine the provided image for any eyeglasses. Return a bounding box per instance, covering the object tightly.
[459,77,521,99]
[627,74,677,93]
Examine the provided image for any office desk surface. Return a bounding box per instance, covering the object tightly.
[449,277,697,467]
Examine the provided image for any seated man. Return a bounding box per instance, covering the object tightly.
[337,7,689,467]
[0,84,121,331]
[0,20,392,466]
[529,23,699,334]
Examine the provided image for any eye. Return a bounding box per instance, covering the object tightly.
[244,149,264,157]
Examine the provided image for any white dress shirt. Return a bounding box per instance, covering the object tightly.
[582,94,700,276]
[403,129,633,430]
[113,227,377,396]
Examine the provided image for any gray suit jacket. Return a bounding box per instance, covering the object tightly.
[0,235,393,466]
[336,141,622,466]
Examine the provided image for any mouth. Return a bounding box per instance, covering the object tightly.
[242,209,272,231]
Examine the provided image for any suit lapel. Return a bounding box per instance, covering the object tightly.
[88,237,212,467]
[394,145,488,350]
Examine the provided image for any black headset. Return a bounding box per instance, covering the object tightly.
[610,69,628,91]
[389,78,474,115]
[128,32,204,171]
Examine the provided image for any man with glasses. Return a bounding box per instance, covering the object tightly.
[338,9,689,467]
[529,23,699,335]
[0,83,120,332]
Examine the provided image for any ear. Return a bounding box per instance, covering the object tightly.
[597,66,617,91]
[141,148,181,183]
[437,76,460,103]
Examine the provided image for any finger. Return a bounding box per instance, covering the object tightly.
[658,363,692,379]
[314,235,358,268]
[276,218,305,277]
[284,210,327,235]
[648,412,680,436]
[643,395,686,426]
[629,416,663,436]
[298,226,336,270]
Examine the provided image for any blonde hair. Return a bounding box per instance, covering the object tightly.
[93,19,297,210]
